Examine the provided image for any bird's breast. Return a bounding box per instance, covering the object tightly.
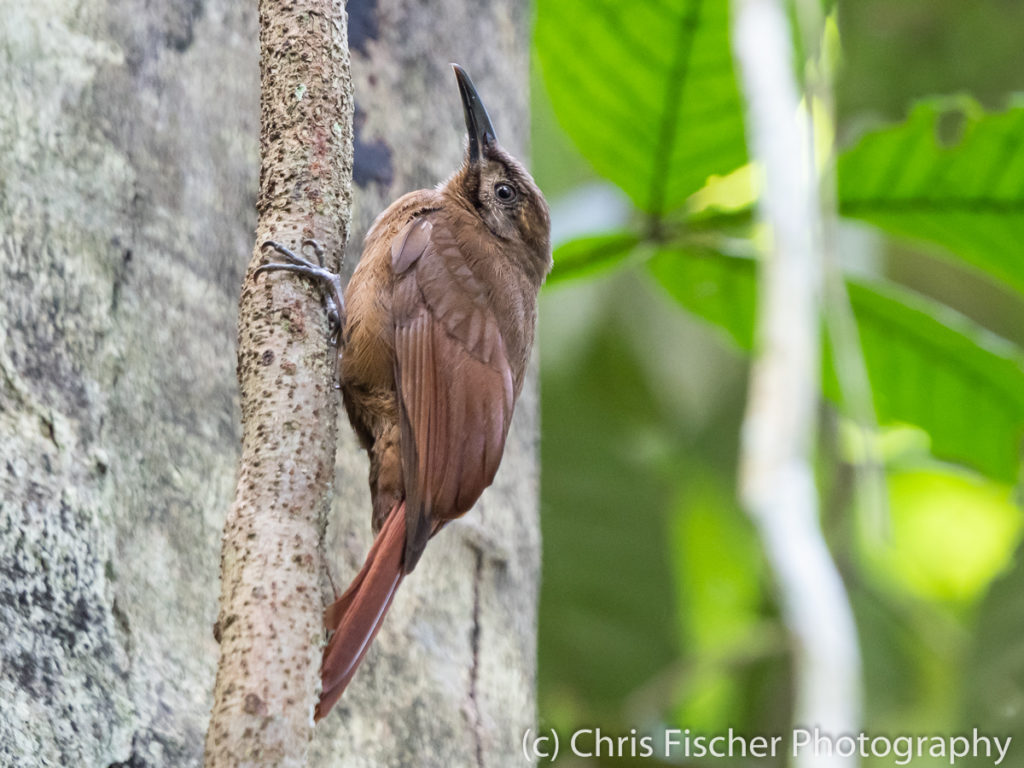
[340,244,397,394]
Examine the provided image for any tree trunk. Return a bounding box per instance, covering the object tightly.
[203,0,353,764]
[0,1,538,766]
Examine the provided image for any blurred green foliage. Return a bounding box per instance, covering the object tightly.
[534,0,745,216]
[531,0,1024,765]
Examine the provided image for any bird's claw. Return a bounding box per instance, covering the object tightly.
[256,239,329,274]
[256,239,346,382]
[301,238,326,266]
[256,239,346,326]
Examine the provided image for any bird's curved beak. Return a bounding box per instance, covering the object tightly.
[452,63,496,164]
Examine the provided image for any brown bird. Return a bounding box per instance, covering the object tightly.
[256,64,551,719]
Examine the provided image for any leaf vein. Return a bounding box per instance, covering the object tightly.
[647,0,702,218]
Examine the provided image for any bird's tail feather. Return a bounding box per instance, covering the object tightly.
[315,502,406,720]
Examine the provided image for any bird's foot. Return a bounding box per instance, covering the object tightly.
[256,239,345,387]
[256,239,345,347]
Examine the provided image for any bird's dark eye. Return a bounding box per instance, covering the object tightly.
[494,182,517,204]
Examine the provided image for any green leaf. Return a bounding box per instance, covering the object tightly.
[862,468,1022,603]
[548,232,641,284]
[839,99,1024,296]
[648,248,757,350]
[848,281,1024,481]
[649,249,1024,482]
[534,0,747,216]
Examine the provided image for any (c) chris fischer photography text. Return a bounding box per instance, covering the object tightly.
[522,726,1011,765]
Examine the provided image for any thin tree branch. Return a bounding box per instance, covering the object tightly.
[204,1,353,765]
[731,1,862,765]
[795,0,888,539]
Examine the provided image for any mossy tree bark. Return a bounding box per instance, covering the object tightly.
[0,2,260,765]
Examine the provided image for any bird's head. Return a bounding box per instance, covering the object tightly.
[445,64,551,276]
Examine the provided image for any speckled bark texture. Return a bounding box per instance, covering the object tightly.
[203,0,353,765]
[1,0,537,767]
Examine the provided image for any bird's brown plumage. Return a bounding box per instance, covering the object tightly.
[273,65,552,719]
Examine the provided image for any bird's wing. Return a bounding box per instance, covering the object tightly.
[390,216,515,572]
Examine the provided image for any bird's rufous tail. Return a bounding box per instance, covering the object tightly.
[315,502,406,720]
